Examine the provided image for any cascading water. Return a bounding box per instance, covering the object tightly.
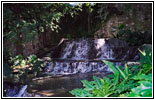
[3,82,28,97]
[45,38,139,75]
[4,38,140,97]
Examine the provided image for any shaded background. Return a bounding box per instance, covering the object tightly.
[3,3,152,60]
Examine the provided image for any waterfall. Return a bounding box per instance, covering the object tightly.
[60,39,90,59]
[4,83,28,97]
[45,38,139,75]
[4,38,140,97]
[16,85,27,97]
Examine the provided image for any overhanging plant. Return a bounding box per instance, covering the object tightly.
[70,46,152,97]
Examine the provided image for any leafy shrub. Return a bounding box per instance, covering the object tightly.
[128,73,152,97]
[111,24,152,46]
[138,45,152,74]
[127,46,152,97]
[9,54,44,79]
[70,76,114,97]
[70,47,152,97]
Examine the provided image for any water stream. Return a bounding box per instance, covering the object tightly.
[3,38,140,97]
[46,38,139,75]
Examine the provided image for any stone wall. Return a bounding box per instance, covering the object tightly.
[4,3,152,58]
[94,3,152,38]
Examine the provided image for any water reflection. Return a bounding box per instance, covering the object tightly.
[28,72,110,97]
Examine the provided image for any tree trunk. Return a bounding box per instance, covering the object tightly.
[16,32,23,55]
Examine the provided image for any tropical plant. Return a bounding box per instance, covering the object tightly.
[111,24,152,46]
[138,45,152,74]
[128,73,152,97]
[9,54,44,79]
[70,46,152,97]
[3,3,82,41]
[127,46,152,97]
[3,3,82,56]
[70,61,133,97]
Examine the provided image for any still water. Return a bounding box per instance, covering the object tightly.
[27,72,110,97]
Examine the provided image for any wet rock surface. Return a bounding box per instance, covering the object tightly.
[3,82,28,97]
[44,61,124,75]
[48,38,140,75]
[3,38,141,97]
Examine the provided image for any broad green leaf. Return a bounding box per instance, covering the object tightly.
[133,74,152,81]
[113,73,119,90]
[70,88,92,97]
[138,81,152,87]
[140,88,152,97]
[81,80,94,91]
[117,66,128,80]
[128,92,139,97]
[92,89,104,97]
[107,74,114,79]
[80,89,92,97]
[93,76,102,89]
[69,88,84,97]
[102,60,119,75]
[130,83,152,97]
[119,93,129,97]
[137,69,143,75]
[101,77,112,94]
[138,49,146,56]
[124,64,129,76]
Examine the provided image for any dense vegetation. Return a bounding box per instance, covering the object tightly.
[70,46,152,97]
[3,3,152,97]
[3,3,152,59]
[3,3,83,59]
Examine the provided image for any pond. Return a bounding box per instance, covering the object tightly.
[28,71,110,97]
[3,38,140,97]
[4,72,111,97]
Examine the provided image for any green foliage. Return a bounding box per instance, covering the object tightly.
[136,46,152,75]
[70,76,114,97]
[85,3,94,13]
[3,3,82,44]
[111,24,124,39]
[103,60,130,81]
[132,74,152,81]
[10,55,23,67]
[70,63,132,97]
[9,54,44,79]
[70,47,152,97]
[128,73,152,97]
[66,34,71,40]
[102,60,119,76]
[111,24,152,46]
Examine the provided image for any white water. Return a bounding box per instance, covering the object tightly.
[4,38,139,97]
[60,40,90,59]
[44,38,138,75]
[5,85,27,97]
[58,38,128,60]
[16,85,27,97]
